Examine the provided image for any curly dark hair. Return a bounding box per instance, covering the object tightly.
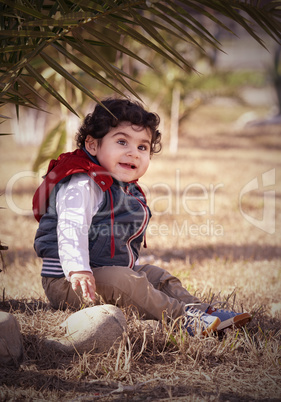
[76,98,162,155]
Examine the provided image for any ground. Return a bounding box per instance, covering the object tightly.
[0,99,280,401]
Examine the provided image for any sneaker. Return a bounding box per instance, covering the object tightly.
[206,304,252,331]
[184,306,221,336]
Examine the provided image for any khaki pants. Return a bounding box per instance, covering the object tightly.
[42,264,208,320]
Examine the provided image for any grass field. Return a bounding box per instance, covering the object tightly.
[0,101,280,401]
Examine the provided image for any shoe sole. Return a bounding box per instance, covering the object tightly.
[217,312,252,331]
[202,316,221,336]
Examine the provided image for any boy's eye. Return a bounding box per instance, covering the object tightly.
[117,139,127,146]
[138,145,148,151]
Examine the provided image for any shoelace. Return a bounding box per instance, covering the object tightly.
[183,304,205,328]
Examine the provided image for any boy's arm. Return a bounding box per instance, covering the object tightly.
[56,173,103,300]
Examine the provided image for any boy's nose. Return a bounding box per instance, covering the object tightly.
[126,146,139,157]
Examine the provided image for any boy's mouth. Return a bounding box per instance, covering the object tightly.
[119,162,136,170]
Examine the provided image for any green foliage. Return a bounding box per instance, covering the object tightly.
[138,63,266,121]
[188,70,266,91]
[32,120,66,172]
[1,0,281,117]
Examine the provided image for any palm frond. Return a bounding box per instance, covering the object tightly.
[32,120,67,172]
[1,0,281,115]
[25,63,79,115]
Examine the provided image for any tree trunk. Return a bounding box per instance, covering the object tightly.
[169,87,180,154]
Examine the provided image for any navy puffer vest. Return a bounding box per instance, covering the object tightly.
[33,149,150,274]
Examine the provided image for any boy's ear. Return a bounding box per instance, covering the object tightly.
[85,135,98,156]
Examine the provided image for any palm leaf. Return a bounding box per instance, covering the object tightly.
[1,0,47,19]
[0,45,37,53]
[104,15,192,69]
[82,24,152,68]
[51,41,141,94]
[0,79,47,111]
[0,30,57,38]
[1,0,281,116]
[32,120,67,172]
[25,62,79,116]
[128,9,196,70]
[0,40,49,91]
[40,51,103,106]
[147,7,210,51]
[17,77,48,104]
[63,33,143,99]
[155,2,232,39]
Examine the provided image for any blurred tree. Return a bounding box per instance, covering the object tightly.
[273,46,281,114]
[1,0,281,122]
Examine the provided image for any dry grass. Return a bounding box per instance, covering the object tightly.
[0,101,281,401]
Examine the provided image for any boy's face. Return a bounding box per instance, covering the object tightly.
[85,122,152,182]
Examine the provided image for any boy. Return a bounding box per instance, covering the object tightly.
[33,98,251,336]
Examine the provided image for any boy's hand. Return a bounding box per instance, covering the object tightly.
[69,271,96,301]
